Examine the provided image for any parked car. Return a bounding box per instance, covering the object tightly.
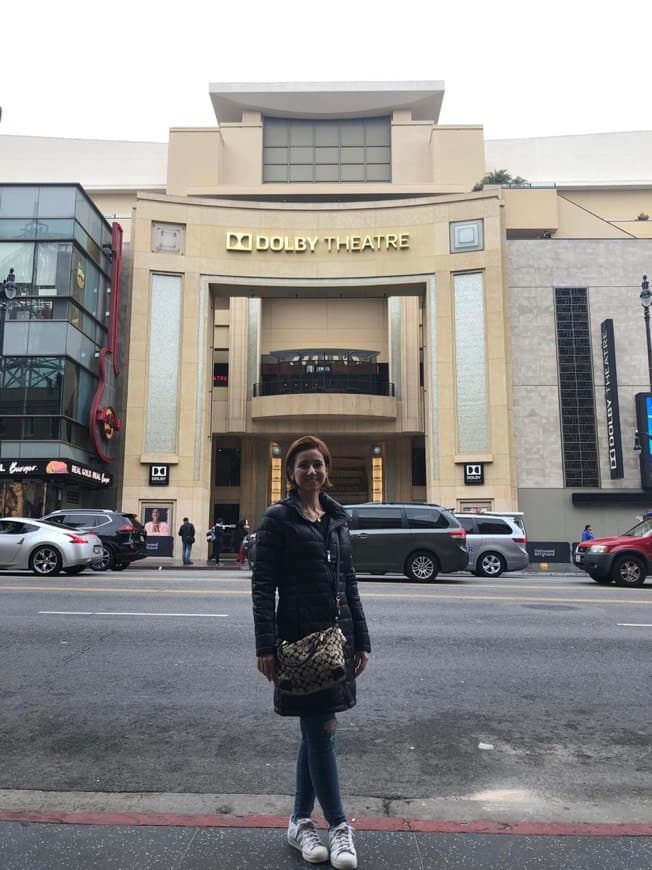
[0,517,103,576]
[455,511,529,577]
[574,516,652,586]
[345,502,468,581]
[40,509,148,571]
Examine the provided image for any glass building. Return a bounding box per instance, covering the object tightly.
[0,184,120,516]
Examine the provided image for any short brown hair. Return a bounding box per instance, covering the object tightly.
[285,434,333,488]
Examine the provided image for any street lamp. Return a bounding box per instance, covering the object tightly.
[640,274,652,392]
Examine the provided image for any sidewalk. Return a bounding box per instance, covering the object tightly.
[1,810,650,869]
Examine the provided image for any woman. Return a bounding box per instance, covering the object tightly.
[144,507,169,536]
[232,518,250,565]
[252,435,370,870]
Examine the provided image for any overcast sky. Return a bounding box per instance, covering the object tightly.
[2,0,651,143]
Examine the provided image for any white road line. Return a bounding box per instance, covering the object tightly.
[617,623,652,627]
[39,611,229,618]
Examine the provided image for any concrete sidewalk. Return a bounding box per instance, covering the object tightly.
[1,812,650,870]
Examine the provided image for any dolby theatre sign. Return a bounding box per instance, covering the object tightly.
[226,231,410,254]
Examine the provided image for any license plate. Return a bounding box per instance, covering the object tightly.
[574,552,582,563]
[93,545,102,554]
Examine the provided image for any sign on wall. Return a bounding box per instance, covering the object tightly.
[464,463,484,485]
[149,464,170,486]
[601,320,624,479]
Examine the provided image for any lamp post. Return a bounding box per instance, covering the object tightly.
[640,275,652,392]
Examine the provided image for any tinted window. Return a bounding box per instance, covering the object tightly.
[457,516,476,533]
[477,519,511,535]
[44,514,66,525]
[0,520,36,534]
[62,513,95,528]
[406,507,449,529]
[356,508,403,530]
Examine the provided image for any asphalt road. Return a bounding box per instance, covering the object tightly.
[1,569,650,824]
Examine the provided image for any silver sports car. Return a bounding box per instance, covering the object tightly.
[0,517,103,576]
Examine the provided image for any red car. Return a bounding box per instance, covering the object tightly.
[574,517,652,586]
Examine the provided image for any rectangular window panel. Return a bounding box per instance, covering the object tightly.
[366,164,391,182]
[263,116,391,184]
[289,165,313,182]
[263,164,288,182]
[454,272,488,452]
[144,274,181,453]
[554,288,599,486]
[315,165,339,182]
[341,165,365,182]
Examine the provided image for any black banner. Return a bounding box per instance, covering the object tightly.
[526,541,571,563]
[0,458,112,487]
[145,536,174,557]
[601,320,624,479]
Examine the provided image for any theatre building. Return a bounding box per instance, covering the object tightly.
[3,82,652,553]
[117,82,519,536]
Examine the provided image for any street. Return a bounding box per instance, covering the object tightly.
[1,569,650,824]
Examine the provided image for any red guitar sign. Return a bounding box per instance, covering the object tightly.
[89,223,123,463]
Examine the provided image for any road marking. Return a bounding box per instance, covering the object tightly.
[1,585,648,606]
[39,611,229,618]
[617,623,652,627]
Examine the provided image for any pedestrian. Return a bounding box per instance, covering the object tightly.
[581,524,594,542]
[252,434,370,870]
[178,517,196,565]
[232,518,250,567]
[210,518,225,564]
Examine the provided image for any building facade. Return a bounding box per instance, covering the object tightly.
[2,82,652,557]
[0,184,124,515]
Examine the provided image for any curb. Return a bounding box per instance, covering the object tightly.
[0,809,650,837]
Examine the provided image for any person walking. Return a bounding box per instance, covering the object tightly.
[233,518,250,568]
[178,517,196,565]
[252,434,370,869]
[581,524,594,542]
[211,518,225,564]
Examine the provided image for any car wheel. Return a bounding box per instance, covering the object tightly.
[113,562,129,571]
[63,565,86,575]
[612,555,646,587]
[90,545,115,571]
[476,552,506,578]
[589,572,613,585]
[30,546,62,577]
[405,551,439,582]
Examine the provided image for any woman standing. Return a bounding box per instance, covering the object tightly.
[252,435,370,869]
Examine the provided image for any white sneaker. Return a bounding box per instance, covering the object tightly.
[328,821,357,869]
[287,817,329,864]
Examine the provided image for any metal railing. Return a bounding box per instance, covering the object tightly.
[253,375,395,397]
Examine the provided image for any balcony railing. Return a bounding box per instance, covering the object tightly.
[253,375,395,397]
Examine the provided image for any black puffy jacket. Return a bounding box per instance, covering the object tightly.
[252,489,371,716]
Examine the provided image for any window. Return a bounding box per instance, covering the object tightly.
[457,516,476,533]
[356,507,403,529]
[215,447,241,487]
[555,288,599,487]
[477,519,511,535]
[450,220,484,253]
[0,520,38,535]
[263,117,391,183]
[411,447,426,486]
[405,507,449,529]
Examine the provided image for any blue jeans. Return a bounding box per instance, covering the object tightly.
[182,541,193,563]
[293,713,346,827]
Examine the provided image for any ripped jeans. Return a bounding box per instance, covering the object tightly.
[293,713,346,827]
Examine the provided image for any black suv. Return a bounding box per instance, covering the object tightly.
[41,509,147,570]
[345,503,468,581]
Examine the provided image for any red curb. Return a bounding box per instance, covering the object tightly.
[0,809,650,837]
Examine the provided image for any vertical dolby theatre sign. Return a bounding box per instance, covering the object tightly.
[601,319,623,479]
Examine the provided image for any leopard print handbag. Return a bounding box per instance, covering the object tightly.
[275,625,346,696]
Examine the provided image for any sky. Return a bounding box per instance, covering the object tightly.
[2,0,651,143]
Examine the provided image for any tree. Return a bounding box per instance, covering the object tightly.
[473,169,528,191]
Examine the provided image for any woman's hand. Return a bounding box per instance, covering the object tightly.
[257,654,276,682]
[354,651,369,677]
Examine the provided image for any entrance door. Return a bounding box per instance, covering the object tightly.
[329,456,369,505]
[214,503,240,552]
